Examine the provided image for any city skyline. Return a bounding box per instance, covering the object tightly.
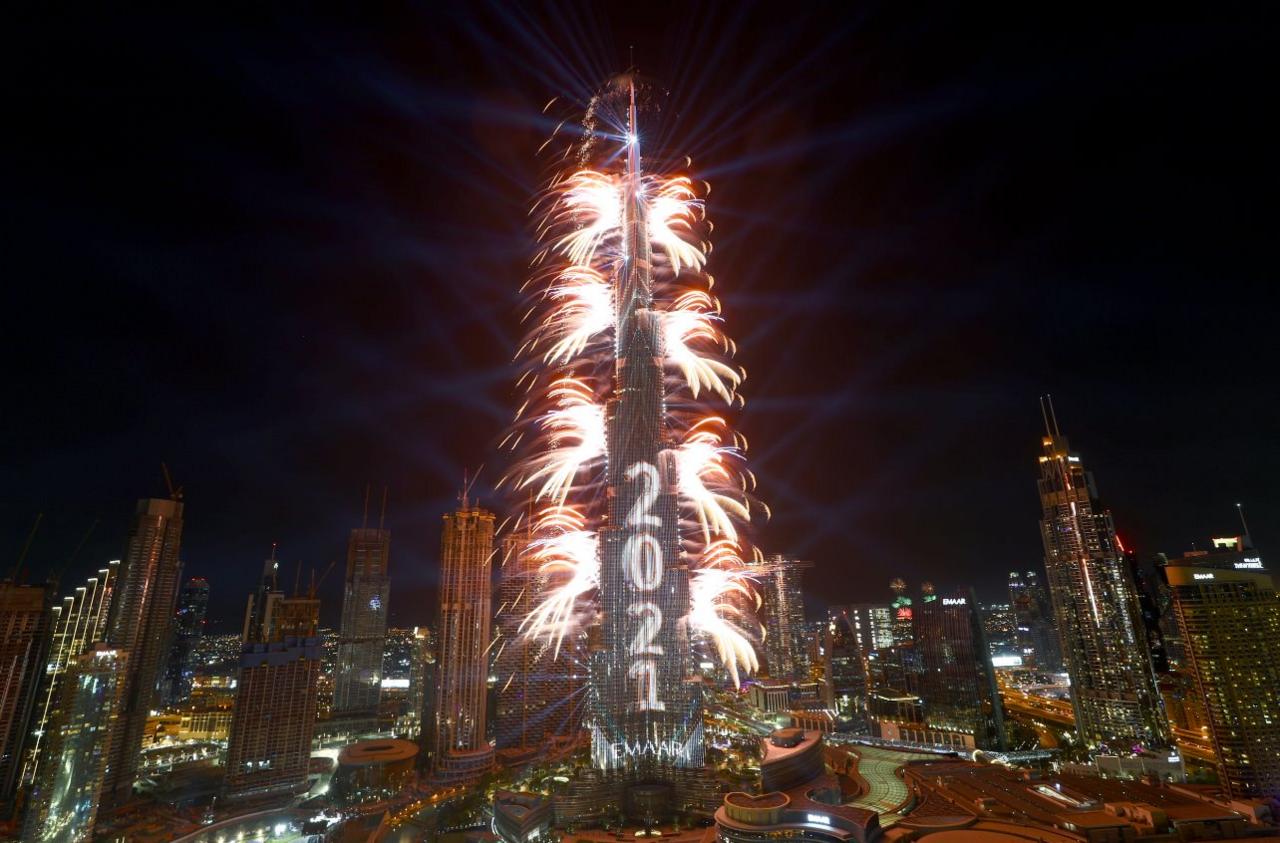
[3,6,1279,839]
[5,6,1275,627]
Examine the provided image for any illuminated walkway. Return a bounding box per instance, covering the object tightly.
[842,745,938,825]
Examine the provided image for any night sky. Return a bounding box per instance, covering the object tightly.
[5,4,1276,631]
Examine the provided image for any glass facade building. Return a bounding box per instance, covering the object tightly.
[160,576,209,706]
[1035,411,1167,749]
[590,82,699,777]
[102,496,185,806]
[758,555,812,681]
[24,561,119,789]
[433,501,495,781]
[1164,541,1280,798]
[0,582,52,809]
[914,590,1005,750]
[1007,569,1062,671]
[334,526,391,717]
[24,645,128,843]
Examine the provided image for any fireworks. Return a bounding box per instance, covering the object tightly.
[503,76,763,692]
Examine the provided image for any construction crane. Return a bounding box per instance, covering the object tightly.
[161,461,184,501]
[7,512,43,581]
[309,558,339,599]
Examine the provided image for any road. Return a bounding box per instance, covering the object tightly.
[1000,687,1217,764]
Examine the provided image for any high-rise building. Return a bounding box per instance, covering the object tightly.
[102,495,185,805]
[1151,553,1186,668]
[23,644,129,843]
[757,555,811,681]
[914,588,1005,750]
[831,604,894,655]
[582,81,709,792]
[980,603,1019,663]
[241,551,281,643]
[1007,569,1062,672]
[403,627,434,743]
[432,499,495,782]
[224,590,321,801]
[889,578,914,648]
[160,576,208,706]
[494,533,534,751]
[0,581,53,811]
[823,613,868,725]
[23,562,119,788]
[334,524,391,719]
[1125,549,1170,675]
[1164,539,1280,799]
[494,531,583,752]
[1035,404,1167,749]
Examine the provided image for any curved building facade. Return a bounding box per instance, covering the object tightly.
[332,738,417,805]
[715,730,879,843]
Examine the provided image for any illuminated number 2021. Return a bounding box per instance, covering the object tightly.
[625,461,665,711]
[629,659,664,712]
[628,602,664,656]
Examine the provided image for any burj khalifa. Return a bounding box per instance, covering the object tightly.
[591,79,702,774]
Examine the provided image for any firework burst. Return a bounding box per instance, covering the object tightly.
[503,77,763,692]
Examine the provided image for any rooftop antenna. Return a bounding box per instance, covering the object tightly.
[461,468,469,510]
[379,485,388,531]
[1237,502,1253,548]
[1039,396,1053,438]
[362,482,371,530]
[1046,394,1061,436]
[8,512,43,582]
[293,559,302,598]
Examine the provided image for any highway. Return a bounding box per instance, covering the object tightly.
[999,687,1218,765]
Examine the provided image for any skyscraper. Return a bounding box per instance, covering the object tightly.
[889,578,914,648]
[0,581,53,811]
[432,498,495,782]
[914,588,1005,750]
[334,519,391,720]
[588,81,702,785]
[160,576,209,706]
[224,589,322,801]
[495,532,535,751]
[241,550,281,643]
[494,531,583,752]
[1007,570,1062,671]
[979,602,1019,662]
[405,627,434,744]
[1035,403,1167,750]
[758,555,812,681]
[508,75,760,824]
[831,604,894,655]
[23,562,118,788]
[102,495,185,805]
[1125,549,1170,675]
[823,613,868,725]
[1164,539,1280,798]
[23,645,128,843]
